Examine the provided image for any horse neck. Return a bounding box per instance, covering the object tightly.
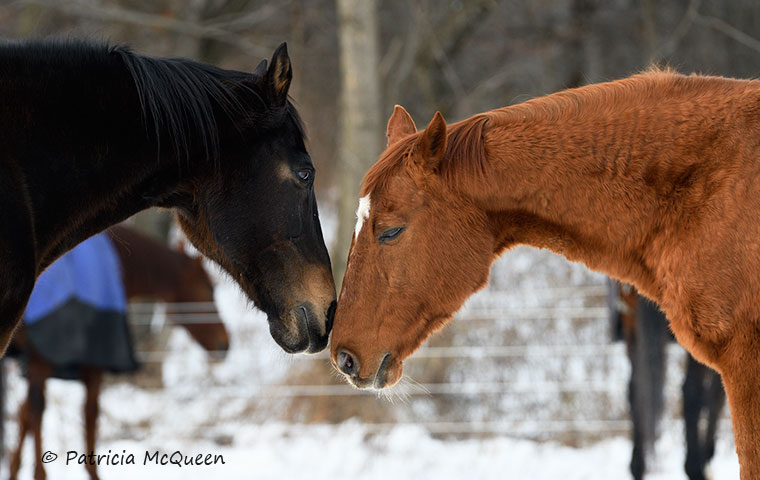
[111,232,221,347]
[463,73,759,301]
[0,41,234,272]
[109,228,190,303]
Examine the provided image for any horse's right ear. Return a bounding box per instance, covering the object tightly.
[264,43,292,106]
[386,105,417,146]
[411,111,447,172]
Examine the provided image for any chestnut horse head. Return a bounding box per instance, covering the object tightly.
[330,106,497,389]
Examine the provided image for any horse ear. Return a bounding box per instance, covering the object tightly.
[412,111,447,172]
[265,43,292,106]
[386,105,417,146]
[253,59,268,78]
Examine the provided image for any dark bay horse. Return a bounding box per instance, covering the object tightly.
[8,224,229,480]
[330,71,760,478]
[612,282,725,480]
[0,38,335,355]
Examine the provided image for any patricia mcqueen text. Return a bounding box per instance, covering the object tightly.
[62,449,226,468]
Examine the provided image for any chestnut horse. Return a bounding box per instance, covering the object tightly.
[8,225,229,480]
[0,38,335,356]
[331,71,760,478]
[613,282,725,480]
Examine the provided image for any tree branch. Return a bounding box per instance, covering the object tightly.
[653,0,700,62]
[652,0,760,62]
[202,1,289,33]
[694,11,760,54]
[18,0,272,58]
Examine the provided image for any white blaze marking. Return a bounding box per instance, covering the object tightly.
[354,195,371,239]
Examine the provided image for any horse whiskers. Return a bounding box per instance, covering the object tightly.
[400,375,430,396]
[376,386,404,404]
[328,365,346,381]
[375,375,428,405]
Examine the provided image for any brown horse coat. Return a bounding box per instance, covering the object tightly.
[330,70,760,478]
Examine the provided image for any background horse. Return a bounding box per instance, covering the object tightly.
[7,225,229,480]
[0,38,335,355]
[330,72,760,479]
[611,281,725,480]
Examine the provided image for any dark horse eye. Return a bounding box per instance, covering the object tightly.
[379,226,405,244]
[297,169,312,183]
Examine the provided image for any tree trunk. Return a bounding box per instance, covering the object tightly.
[332,0,383,289]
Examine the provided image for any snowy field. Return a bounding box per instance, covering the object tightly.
[2,242,742,479]
[2,407,740,480]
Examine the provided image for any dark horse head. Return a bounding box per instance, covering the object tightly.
[163,46,336,353]
[0,39,334,354]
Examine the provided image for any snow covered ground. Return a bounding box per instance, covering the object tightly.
[1,243,742,479]
[3,408,740,480]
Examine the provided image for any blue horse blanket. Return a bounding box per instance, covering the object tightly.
[26,232,126,323]
[21,232,137,378]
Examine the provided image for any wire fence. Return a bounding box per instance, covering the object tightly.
[120,285,635,438]
[2,284,734,443]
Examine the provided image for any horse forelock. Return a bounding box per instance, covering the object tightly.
[354,195,371,239]
[285,99,308,141]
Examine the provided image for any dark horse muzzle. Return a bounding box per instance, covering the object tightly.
[268,300,336,353]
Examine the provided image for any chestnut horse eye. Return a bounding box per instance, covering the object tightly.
[378,226,406,244]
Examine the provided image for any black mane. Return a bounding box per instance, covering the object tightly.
[0,37,306,163]
[113,43,255,163]
[113,42,307,161]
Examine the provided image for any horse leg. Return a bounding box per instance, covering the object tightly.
[683,355,707,480]
[715,327,760,480]
[25,351,51,480]
[82,368,102,480]
[702,368,726,469]
[638,298,668,463]
[616,284,646,480]
[627,296,668,480]
[8,396,31,480]
[627,337,646,480]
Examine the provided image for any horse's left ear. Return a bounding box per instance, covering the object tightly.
[265,43,292,106]
[253,59,268,78]
[412,111,447,172]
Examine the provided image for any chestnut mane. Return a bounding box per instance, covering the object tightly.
[361,113,490,196]
[362,68,752,198]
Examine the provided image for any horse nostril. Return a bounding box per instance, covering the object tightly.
[337,349,358,376]
[375,352,391,386]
